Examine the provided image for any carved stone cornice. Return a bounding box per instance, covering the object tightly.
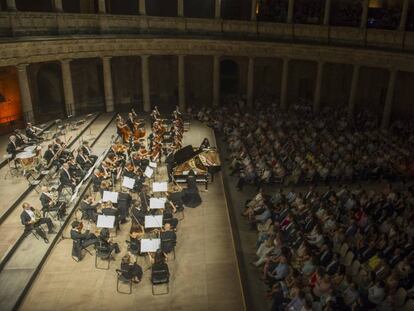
[0,36,412,72]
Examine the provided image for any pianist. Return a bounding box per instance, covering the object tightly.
[181,170,202,208]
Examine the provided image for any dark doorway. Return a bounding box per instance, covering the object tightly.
[35,63,66,120]
[220,59,239,95]
[146,0,177,17]
[107,0,138,15]
[184,0,214,18]
[16,0,52,12]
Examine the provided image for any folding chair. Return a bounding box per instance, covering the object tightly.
[71,239,93,262]
[151,265,170,295]
[116,269,132,294]
[3,154,19,179]
[25,172,42,193]
[94,241,113,270]
[161,238,176,260]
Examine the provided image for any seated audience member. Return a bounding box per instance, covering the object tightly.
[20,202,55,243]
[120,254,143,283]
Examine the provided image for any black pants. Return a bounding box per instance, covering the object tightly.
[81,234,99,248]
[37,217,54,232]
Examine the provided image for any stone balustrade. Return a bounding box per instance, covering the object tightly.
[0,12,412,52]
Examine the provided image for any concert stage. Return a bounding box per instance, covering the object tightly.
[17,120,245,311]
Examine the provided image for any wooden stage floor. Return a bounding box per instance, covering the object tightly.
[18,121,245,311]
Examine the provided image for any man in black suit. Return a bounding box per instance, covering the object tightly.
[130,199,146,226]
[81,141,97,163]
[80,194,99,222]
[101,201,120,229]
[20,202,55,243]
[39,186,67,219]
[117,192,132,224]
[76,148,93,171]
[25,122,42,142]
[60,163,76,191]
[6,135,24,159]
[160,223,177,254]
[70,220,98,248]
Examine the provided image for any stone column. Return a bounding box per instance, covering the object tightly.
[6,0,16,11]
[251,0,257,21]
[215,0,221,19]
[347,64,360,120]
[323,0,331,25]
[54,0,63,12]
[139,0,146,15]
[280,58,289,110]
[213,55,220,106]
[313,61,324,114]
[381,69,397,130]
[399,0,409,31]
[141,55,151,112]
[98,0,106,13]
[102,57,114,112]
[360,0,369,28]
[178,55,186,111]
[247,57,254,107]
[17,64,34,123]
[178,0,184,17]
[287,0,295,23]
[61,59,75,116]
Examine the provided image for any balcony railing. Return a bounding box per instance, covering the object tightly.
[0,12,412,52]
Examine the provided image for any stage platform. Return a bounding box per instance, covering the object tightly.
[17,121,245,311]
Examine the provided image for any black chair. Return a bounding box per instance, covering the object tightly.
[151,263,170,295]
[72,240,93,262]
[161,238,176,260]
[95,240,113,270]
[116,269,132,294]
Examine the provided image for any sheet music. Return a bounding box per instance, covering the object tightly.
[149,161,157,168]
[152,182,168,192]
[97,215,115,228]
[141,239,161,252]
[102,191,119,203]
[149,197,167,209]
[144,166,153,178]
[122,176,135,189]
[144,215,163,228]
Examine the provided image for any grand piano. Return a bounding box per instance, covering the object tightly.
[172,145,221,189]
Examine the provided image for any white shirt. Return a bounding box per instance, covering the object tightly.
[25,209,36,222]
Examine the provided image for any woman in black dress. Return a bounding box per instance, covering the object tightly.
[182,170,202,208]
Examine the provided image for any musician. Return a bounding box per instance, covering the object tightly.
[60,163,76,191]
[120,254,143,283]
[44,144,57,167]
[76,148,93,171]
[150,106,160,124]
[68,158,84,181]
[39,186,67,219]
[126,112,135,131]
[80,194,99,222]
[101,201,120,230]
[130,199,146,226]
[117,192,132,224]
[20,202,55,243]
[100,180,112,197]
[92,169,103,193]
[25,122,43,142]
[123,162,144,192]
[98,228,120,254]
[128,224,144,255]
[181,170,202,208]
[6,135,23,160]
[14,129,31,147]
[70,220,98,249]
[199,137,211,150]
[53,138,71,161]
[81,141,97,163]
[160,223,177,253]
[165,149,175,182]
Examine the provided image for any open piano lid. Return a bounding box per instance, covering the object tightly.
[172,145,203,168]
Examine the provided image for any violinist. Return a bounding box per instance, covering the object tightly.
[123,162,144,192]
[80,194,99,223]
[92,169,104,193]
[117,117,131,143]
